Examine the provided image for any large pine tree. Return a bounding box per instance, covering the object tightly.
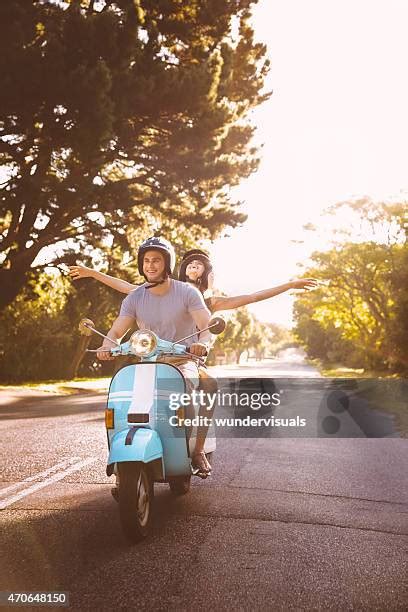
[0,0,270,311]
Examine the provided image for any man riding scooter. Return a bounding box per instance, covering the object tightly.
[97,236,215,477]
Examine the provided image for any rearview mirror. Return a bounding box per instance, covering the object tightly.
[208,316,226,335]
[78,318,95,336]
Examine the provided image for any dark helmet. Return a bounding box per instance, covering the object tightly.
[137,237,176,279]
[178,249,213,292]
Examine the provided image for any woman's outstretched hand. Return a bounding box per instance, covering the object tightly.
[68,264,94,281]
[290,278,319,290]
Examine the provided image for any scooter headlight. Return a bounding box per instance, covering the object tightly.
[129,330,157,357]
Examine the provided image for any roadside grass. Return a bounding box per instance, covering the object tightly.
[320,366,397,378]
[0,377,111,395]
[306,358,385,378]
[308,360,408,437]
[349,379,408,438]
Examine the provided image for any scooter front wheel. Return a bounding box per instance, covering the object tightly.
[118,462,153,543]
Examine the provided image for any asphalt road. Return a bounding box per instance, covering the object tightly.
[1,355,407,611]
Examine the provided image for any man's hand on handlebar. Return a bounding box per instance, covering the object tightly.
[188,342,208,357]
[97,342,116,361]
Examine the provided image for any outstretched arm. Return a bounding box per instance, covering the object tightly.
[210,278,318,312]
[68,264,137,294]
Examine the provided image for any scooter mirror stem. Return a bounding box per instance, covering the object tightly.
[172,317,225,346]
[82,322,120,346]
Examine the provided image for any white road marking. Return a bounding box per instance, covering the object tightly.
[0,457,97,510]
[0,457,82,498]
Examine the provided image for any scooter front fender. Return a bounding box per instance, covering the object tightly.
[108,428,164,476]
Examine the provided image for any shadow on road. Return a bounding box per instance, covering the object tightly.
[0,392,105,421]
[0,484,209,602]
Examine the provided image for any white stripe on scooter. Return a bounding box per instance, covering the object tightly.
[0,457,82,498]
[0,458,96,510]
[128,364,156,415]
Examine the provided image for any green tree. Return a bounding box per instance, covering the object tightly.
[0,265,125,382]
[210,306,270,364]
[0,0,269,312]
[264,323,295,356]
[388,244,408,370]
[294,199,408,373]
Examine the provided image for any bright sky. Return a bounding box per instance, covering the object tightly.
[209,0,408,326]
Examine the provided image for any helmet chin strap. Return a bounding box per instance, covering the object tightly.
[144,273,169,289]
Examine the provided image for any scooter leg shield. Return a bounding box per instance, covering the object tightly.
[107,428,164,476]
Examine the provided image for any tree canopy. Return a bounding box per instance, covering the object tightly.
[0,0,270,311]
[293,199,408,373]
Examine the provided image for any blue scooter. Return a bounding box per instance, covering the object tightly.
[79,316,225,543]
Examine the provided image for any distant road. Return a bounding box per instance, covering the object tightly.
[210,347,321,378]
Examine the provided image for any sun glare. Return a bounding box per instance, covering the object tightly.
[211,0,408,326]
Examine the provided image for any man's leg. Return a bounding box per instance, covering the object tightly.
[158,355,207,475]
[177,364,218,474]
[170,360,208,470]
[193,368,218,459]
[158,356,215,476]
[165,358,214,475]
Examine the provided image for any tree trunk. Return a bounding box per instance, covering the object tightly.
[0,240,45,313]
[0,268,28,312]
[68,335,91,380]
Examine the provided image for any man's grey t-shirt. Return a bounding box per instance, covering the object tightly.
[119,279,209,347]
